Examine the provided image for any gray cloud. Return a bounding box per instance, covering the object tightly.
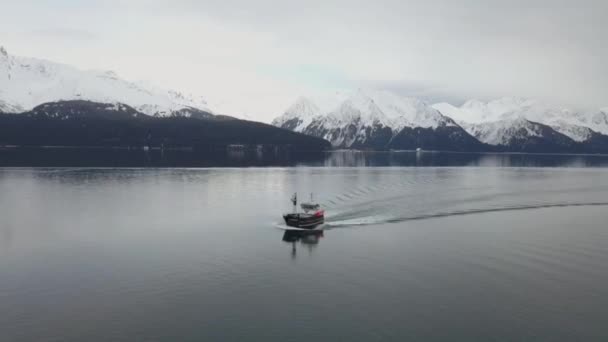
[163,0,608,106]
[361,80,473,107]
[25,28,99,41]
[1,0,607,120]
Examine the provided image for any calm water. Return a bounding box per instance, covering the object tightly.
[4,147,608,167]
[2,156,608,341]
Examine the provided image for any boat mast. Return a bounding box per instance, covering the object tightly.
[291,192,298,213]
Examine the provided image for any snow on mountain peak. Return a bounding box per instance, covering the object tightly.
[0,48,212,116]
[461,117,540,146]
[270,96,322,131]
[447,97,535,124]
[272,89,461,148]
[461,98,485,110]
[276,89,454,133]
[287,97,321,118]
[371,91,454,130]
[434,98,608,142]
[330,90,384,124]
[98,70,120,80]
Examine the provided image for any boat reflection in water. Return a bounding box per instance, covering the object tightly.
[282,230,325,259]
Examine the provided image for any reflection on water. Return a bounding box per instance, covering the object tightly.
[282,230,325,259]
[0,147,326,167]
[3,147,608,167]
[322,150,608,168]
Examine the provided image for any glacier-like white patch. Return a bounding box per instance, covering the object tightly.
[273,89,456,147]
[433,97,607,142]
[0,46,212,116]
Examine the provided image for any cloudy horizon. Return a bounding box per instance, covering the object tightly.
[1,0,607,122]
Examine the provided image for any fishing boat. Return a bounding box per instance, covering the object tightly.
[283,193,325,229]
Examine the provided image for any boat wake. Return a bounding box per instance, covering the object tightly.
[325,201,608,228]
[279,168,608,230]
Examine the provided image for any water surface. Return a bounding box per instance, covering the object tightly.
[4,147,608,167]
[1,164,608,341]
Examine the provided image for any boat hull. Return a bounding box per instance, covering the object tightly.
[283,213,324,229]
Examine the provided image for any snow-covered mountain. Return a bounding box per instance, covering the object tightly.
[433,98,607,143]
[0,46,213,117]
[459,117,577,152]
[274,97,323,132]
[273,89,484,151]
[276,92,608,152]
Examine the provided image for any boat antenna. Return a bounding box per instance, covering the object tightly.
[310,193,313,202]
[291,192,297,212]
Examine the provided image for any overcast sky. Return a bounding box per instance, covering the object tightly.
[1,0,606,122]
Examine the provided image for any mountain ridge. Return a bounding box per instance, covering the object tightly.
[273,89,485,151]
[0,100,331,151]
[0,46,213,117]
[433,98,608,143]
[275,93,608,153]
